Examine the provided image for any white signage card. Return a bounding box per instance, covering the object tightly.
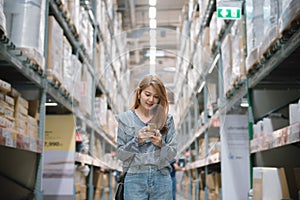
[220,114,250,200]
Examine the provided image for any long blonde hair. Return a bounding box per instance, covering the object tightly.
[130,74,169,130]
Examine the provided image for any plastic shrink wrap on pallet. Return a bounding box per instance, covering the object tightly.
[0,0,6,35]
[3,0,46,69]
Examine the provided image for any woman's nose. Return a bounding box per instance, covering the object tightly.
[149,96,154,102]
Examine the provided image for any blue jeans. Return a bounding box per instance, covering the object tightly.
[171,176,176,200]
[124,168,172,200]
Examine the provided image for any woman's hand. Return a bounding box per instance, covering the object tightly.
[149,129,162,148]
[138,127,152,143]
[138,128,162,147]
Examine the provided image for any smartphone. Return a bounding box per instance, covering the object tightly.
[147,123,156,130]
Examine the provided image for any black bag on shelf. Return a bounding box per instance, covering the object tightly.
[115,172,127,200]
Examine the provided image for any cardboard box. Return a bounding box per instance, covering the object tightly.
[278,168,290,199]
[253,167,287,200]
[28,100,39,119]
[214,173,222,193]
[4,95,14,107]
[206,174,215,190]
[47,16,63,82]
[0,127,17,147]
[94,188,102,200]
[0,79,11,93]
[93,170,104,189]
[80,185,87,200]
[8,88,20,98]
[289,103,300,125]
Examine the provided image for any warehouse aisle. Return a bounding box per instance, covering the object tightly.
[0,0,300,199]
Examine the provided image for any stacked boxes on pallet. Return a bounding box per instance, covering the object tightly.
[47,15,83,106]
[279,0,300,33]
[80,66,92,116]
[0,79,39,151]
[47,16,64,83]
[246,0,300,72]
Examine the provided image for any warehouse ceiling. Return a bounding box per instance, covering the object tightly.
[116,0,186,101]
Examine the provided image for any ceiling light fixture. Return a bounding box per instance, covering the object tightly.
[149,7,156,19]
[148,0,157,73]
[149,19,157,29]
[240,98,249,107]
[45,102,58,106]
[149,0,157,6]
[144,49,164,57]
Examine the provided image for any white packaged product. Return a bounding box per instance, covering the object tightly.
[279,0,300,33]
[289,100,300,125]
[259,0,280,55]
[4,0,46,55]
[0,0,6,35]
[253,167,287,200]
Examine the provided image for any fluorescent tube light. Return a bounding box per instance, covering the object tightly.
[144,50,165,57]
[45,102,58,106]
[240,98,249,107]
[149,7,156,19]
[149,0,157,6]
[198,81,206,93]
[149,19,157,29]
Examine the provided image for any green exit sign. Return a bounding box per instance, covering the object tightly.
[217,7,241,19]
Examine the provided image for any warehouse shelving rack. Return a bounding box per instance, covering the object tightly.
[0,0,126,199]
[175,0,300,199]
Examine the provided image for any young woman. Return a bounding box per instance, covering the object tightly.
[116,74,177,200]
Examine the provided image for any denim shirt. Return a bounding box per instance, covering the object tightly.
[116,110,177,173]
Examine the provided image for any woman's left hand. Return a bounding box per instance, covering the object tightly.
[149,129,162,148]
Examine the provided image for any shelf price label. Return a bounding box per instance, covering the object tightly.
[217,7,241,20]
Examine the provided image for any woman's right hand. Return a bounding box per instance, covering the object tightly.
[138,127,153,143]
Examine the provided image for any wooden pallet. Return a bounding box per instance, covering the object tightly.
[60,85,71,98]
[246,49,261,75]
[261,37,281,60]
[225,75,247,98]
[47,73,62,88]
[47,73,74,99]
[280,11,300,36]
[16,47,44,74]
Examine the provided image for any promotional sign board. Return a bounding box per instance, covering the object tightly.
[43,115,76,199]
[220,114,250,200]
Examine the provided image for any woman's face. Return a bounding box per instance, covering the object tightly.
[139,85,160,110]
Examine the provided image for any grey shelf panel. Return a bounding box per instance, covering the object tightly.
[0,146,38,199]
